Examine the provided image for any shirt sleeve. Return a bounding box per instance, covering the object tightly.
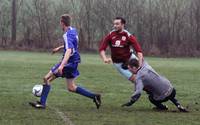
[131,79,144,102]
[128,35,142,53]
[99,33,111,52]
[63,33,74,49]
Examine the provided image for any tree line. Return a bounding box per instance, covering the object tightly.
[0,0,200,57]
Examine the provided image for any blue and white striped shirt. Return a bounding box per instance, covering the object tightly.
[62,27,81,63]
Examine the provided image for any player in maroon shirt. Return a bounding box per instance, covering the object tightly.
[99,17,144,82]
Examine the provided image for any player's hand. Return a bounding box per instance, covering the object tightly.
[58,65,64,75]
[121,100,134,107]
[52,47,60,54]
[103,58,112,64]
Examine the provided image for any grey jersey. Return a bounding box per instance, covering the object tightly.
[131,61,173,102]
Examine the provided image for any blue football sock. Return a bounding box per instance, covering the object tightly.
[40,84,51,106]
[76,86,95,99]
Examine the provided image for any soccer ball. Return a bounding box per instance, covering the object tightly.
[32,85,43,97]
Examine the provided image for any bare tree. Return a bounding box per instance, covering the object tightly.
[11,0,17,44]
[0,0,200,56]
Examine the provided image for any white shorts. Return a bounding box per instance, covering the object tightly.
[113,54,137,80]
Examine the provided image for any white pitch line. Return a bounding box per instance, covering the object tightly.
[50,107,75,125]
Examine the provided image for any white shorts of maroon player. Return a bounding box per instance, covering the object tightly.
[113,53,137,80]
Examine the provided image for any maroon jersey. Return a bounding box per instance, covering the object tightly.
[99,30,142,63]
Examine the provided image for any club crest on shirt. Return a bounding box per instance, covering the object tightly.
[122,36,126,41]
[112,36,116,40]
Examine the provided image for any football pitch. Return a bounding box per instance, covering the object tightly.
[0,51,200,125]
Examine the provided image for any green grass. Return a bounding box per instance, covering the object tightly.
[0,51,200,125]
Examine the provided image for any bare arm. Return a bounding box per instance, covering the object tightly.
[137,52,144,67]
[129,35,144,67]
[52,45,64,54]
[58,48,72,74]
[100,50,112,64]
[99,33,112,64]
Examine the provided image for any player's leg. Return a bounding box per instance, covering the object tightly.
[29,63,60,109]
[168,89,180,106]
[66,78,101,109]
[43,70,57,84]
[66,78,94,98]
[113,63,135,82]
[169,89,188,112]
[29,70,57,109]
[63,62,101,109]
[40,70,57,106]
[113,53,138,82]
[148,95,168,110]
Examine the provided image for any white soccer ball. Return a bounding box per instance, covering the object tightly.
[32,85,43,97]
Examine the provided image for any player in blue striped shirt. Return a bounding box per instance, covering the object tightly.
[29,14,101,109]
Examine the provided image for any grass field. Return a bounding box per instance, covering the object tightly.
[0,51,200,125]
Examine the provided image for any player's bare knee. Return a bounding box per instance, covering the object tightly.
[67,85,75,92]
[66,79,77,92]
[67,86,76,92]
[43,77,48,84]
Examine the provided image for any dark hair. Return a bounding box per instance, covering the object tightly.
[128,58,139,68]
[61,14,71,26]
[115,17,126,24]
